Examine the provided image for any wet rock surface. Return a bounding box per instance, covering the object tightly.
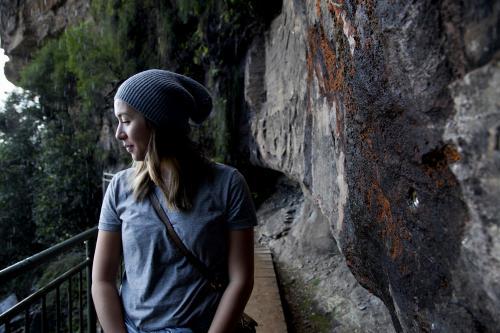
[246,0,500,331]
[256,176,395,332]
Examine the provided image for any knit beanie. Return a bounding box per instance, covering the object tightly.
[114,69,212,132]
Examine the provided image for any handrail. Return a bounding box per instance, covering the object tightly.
[102,172,114,197]
[0,172,113,332]
[0,228,98,332]
[0,226,98,284]
[0,260,88,323]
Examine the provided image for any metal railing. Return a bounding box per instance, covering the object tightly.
[0,172,115,332]
[0,227,98,333]
[0,171,116,333]
[102,173,114,198]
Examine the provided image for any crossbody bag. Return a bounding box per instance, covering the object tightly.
[149,191,258,333]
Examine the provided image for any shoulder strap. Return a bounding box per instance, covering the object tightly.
[148,191,226,291]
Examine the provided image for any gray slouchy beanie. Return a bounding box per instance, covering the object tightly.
[114,69,212,132]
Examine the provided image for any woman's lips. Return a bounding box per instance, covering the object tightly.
[125,145,133,152]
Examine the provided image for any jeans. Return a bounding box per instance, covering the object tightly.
[124,317,194,333]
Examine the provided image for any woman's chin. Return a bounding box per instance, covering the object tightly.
[131,154,146,162]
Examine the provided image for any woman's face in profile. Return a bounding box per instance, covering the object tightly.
[114,99,152,161]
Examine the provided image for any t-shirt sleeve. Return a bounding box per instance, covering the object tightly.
[226,170,258,230]
[98,174,122,232]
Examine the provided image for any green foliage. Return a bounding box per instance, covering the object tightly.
[176,0,205,24]
[22,15,137,110]
[177,0,271,67]
[280,267,334,333]
[0,92,41,267]
[18,27,100,244]
[0,0,280,267]
[32,118,100,243]
[21,39,73,110]
[15,0,165,244]
[65,21,127,109]
[156,2,174,66]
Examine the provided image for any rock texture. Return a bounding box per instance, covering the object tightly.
[443,60,500,331]
[257,176,395,332]
[245,0,500,332]
[0,0,90,84]
[1,0,499,331]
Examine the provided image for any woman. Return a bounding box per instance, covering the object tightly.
[92,69,256,333]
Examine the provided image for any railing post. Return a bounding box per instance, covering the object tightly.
[85,240,96,333]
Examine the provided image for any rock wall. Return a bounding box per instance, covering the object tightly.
[1,0,499,331]
[0,0,90,83]
[245,0,500,331]
[257,176,395,332]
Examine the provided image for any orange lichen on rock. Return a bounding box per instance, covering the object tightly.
[307,0,359,112]
[399,263,411,276]
[365,181,405,260]
[422,144,461,188]
[376,188,392,222]
[443,144,461,164]
[328,0,343,22]
[306,24,346,101]
[327,0,357,56]
[360,128,374,151]
[387,223,404,260]
[316,0,323,19]
[359,127,379,161]
[321,27,346,93]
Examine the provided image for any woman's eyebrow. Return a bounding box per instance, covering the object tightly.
[115,111,131,119]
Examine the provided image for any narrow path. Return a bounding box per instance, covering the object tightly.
[245,247,288,332]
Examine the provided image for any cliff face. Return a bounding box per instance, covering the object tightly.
[1,0,499,331]
[245,0,500,331]
[0,0,90,83]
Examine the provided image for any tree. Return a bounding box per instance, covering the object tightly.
[0,91,41,267]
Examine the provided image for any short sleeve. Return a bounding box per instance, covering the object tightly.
[226,170,258,230]
[98,175,121,232]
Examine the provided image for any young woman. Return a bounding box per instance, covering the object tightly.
[92,69,256,333]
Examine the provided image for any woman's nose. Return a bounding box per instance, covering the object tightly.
[115,125,126,140]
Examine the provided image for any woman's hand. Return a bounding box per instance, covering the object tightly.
[208,228,254,333]
[92,230,127,333]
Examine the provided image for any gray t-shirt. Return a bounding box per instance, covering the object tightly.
[98,163,257,332]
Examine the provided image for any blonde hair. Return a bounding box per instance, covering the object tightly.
[130,125,209,211]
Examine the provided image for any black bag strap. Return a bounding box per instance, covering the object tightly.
[148,190,226,291]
